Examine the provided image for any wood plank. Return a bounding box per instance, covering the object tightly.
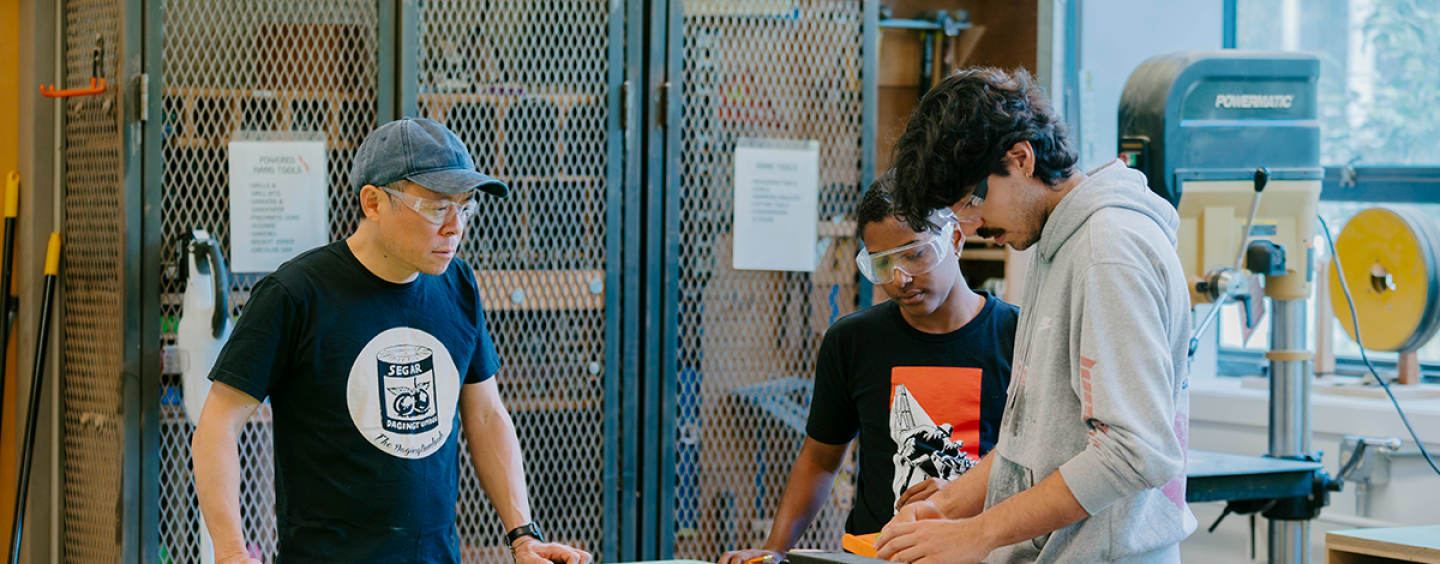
[1316,253,1336,375]
[884,0,1036,74]
[475,269,605,311]
[1398,351,1420,386]
[1327,526,1440,563]
[1326,549,1398,564]
[965,0,1037,74]
[818,220,858,238]
[963,247,1006,261]
[946,25,986,71]
[879,29,922,88]
[876,86,918,172]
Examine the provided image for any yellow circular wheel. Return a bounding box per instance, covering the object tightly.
[1330,207,1440,353]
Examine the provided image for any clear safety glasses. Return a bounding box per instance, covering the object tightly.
[952,175,987,224]
[381,186,479,225]
[856,211,963,285]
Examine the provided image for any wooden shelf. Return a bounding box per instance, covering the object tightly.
[476,269,605,311]
[162,87,370,150]
[163,87,367,102]
[818,220,858,238]
[419,90,601,106]
[962,247,1006,261]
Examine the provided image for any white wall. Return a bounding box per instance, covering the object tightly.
[1076,0,1224,170]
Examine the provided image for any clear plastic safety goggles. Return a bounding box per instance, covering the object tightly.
[381,185,479,225]
[952,175,988,224]
[856,209,963,285]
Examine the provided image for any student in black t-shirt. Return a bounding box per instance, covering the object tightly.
[719,172,1016,564]
[191,118,592,564]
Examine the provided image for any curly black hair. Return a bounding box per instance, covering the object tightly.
[890,67,1077,231]
[855,169,899,241]
[855,169,941,242]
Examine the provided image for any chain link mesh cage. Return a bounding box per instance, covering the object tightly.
[60,0,126,561]
[154,1,609,562]
[157,1,379,561]
[417,1,612,560]
[674,0,865,558]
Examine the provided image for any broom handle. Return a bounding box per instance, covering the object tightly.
[0,172,20,427]
[9,233,59,564]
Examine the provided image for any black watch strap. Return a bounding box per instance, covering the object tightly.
[506,522,546,546]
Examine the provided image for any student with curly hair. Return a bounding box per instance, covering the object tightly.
[874,68,1196,564]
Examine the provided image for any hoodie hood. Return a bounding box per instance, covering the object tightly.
[1036,160,1180,263]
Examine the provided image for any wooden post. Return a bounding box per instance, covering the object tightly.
[1315,248,1336,377]
[1398,351,1420,386]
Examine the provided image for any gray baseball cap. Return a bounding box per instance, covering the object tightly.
[350,117,509,198]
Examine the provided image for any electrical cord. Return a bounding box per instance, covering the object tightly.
[1319,214,1440,477]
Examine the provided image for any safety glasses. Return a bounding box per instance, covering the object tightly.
[381,186,478,225]
[856,211,961,285]
[952,176,987,224]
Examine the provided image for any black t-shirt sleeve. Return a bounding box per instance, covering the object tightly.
[806,325,860,446]
[466,304,500,384]
[463,268,500,384]
[209,275,298,402]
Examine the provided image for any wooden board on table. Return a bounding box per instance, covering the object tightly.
[1326,525,1440,564]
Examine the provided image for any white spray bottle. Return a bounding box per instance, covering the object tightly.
[176,229,231,564]
[178,229,232,425]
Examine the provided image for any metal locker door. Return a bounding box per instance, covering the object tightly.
[58,0,135,561]
[668,0,869,559]
[156,1,382,561]
[413,1,623,562]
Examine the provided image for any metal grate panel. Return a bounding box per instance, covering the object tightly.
[674,1,865,558]
[417,1,612,561]
[60,0,126,561]
[157,1,379,561]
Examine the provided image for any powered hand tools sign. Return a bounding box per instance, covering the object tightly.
[732,137,820,272]
[229,139,329,273]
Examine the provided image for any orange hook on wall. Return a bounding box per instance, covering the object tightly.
[39,77,106,98]
[41,34,107,98]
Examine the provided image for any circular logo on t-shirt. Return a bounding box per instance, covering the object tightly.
[347,327,461,459]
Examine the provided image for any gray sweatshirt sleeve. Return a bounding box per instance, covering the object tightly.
[1058,261,1186,515]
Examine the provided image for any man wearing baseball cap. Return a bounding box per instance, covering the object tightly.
[192,118,591,564]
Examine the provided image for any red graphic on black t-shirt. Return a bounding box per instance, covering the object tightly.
[889,367,984,503]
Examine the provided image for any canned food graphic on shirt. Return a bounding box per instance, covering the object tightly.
[376,344,439,434]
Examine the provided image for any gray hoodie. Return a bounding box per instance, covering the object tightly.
[984,160,1197,564]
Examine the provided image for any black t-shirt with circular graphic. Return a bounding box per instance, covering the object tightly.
[210,240,500,564]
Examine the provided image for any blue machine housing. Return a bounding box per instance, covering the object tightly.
[1118,51,1321,206]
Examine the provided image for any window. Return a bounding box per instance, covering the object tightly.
[1218,1,1440,382]
[1237,0,1440,167]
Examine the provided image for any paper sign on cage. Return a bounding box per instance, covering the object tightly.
[229,133,330,273]
[732,137,820,272]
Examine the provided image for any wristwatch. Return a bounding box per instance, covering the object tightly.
[506,522,547,547]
